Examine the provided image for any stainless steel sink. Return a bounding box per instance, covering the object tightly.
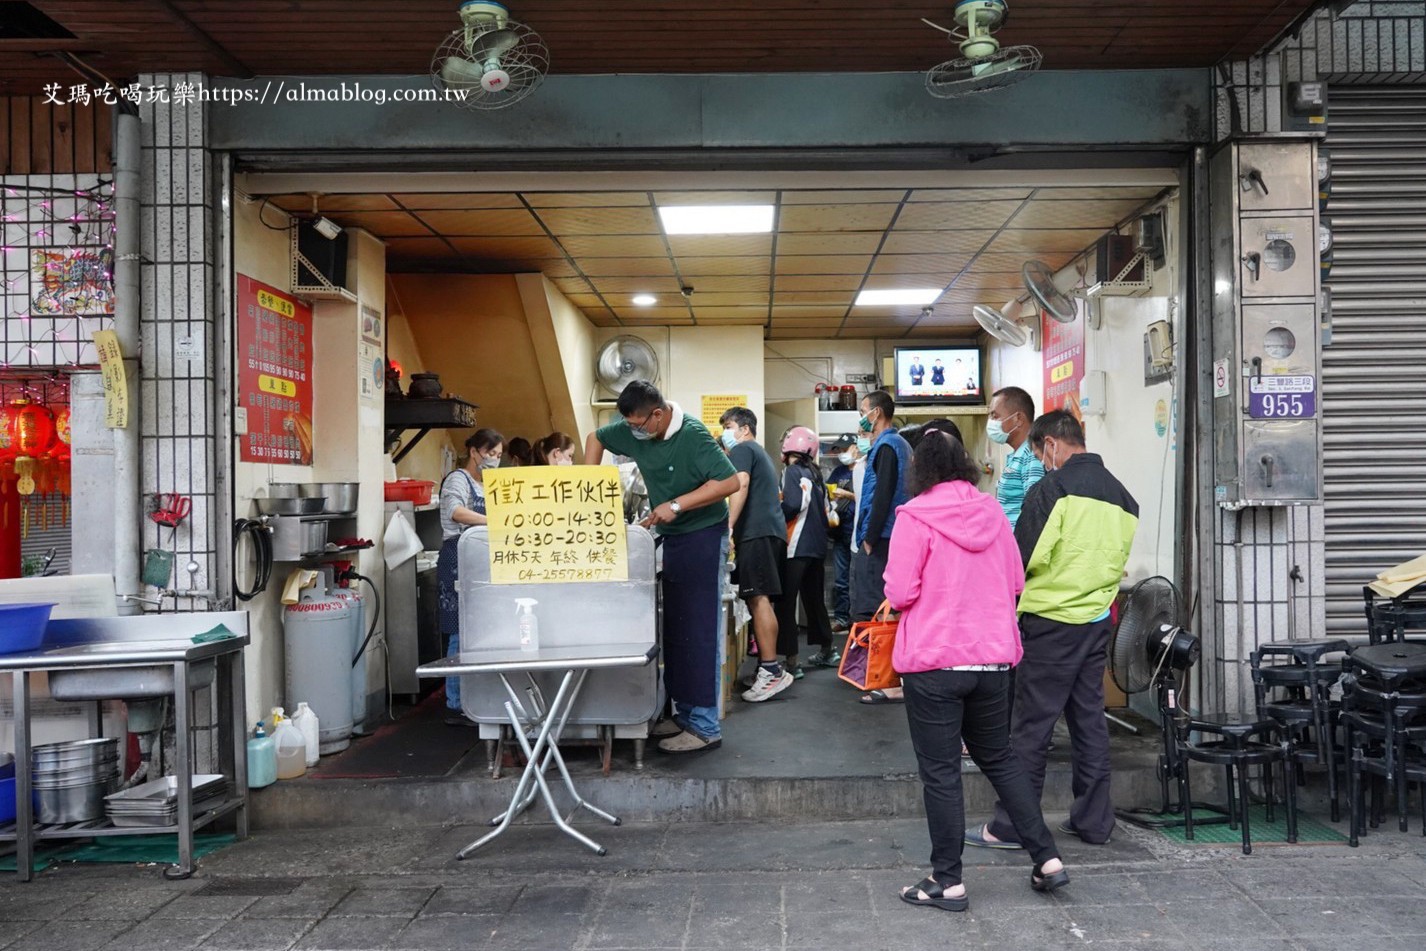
[47,660,217,700]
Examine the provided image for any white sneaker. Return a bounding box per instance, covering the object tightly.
[741,666,794,703]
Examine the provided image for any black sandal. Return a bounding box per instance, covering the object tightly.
[1030,861,1070,893]
[899,876,968,912]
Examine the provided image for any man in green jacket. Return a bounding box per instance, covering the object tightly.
[968,410,1138,849]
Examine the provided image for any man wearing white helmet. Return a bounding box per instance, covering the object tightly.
[778,426,837,675]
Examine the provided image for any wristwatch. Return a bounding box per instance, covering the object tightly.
[668,499,682,514]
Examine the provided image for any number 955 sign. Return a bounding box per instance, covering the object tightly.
[1248,375,1316,419]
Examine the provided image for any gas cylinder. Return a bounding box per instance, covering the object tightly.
[283,582,355,754]
[331,579,368,731]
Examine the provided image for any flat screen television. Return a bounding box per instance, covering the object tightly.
[892,346,985,405]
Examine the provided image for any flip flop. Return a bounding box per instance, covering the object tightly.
[859,689,904,705]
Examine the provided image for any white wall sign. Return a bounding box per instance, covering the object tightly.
[175,330,204,361]
[1213,359,1231,399]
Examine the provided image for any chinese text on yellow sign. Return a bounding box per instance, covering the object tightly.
[700,394,747,431]
[484,465,628,584]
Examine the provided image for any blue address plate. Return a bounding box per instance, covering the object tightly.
[1248,375,1316,419]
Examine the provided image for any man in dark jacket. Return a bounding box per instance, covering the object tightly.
[826,433,857,631]
[968,410,1138,849]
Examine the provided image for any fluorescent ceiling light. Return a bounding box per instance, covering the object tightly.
[631,294,657,306]
[854,288,943,307]
[658,204,774,235]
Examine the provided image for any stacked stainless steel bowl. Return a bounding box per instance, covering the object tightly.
[32,738,121,823]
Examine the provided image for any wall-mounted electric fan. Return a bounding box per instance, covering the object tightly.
[923,0,1042,100]
[1022,259,1080,324]
[595,335,660,400]
[431,1,548,110]
[973,302,1039,350]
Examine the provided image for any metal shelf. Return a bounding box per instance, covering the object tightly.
[0,797,244,842]
[386,397,479,464]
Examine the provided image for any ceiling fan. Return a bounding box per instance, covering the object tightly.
[431,1,549,110]
[923,1,1043,100]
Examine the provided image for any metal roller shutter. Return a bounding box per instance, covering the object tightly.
[1323,87,1426,635]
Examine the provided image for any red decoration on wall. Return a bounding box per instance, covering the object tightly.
[1041,304,1085,421]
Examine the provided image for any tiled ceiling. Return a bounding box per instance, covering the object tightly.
[269,186,1166,339]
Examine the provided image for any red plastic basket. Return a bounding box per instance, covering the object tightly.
[383,480,434,505]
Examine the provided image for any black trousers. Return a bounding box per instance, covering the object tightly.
[850,538,890,622]
[775,555,834,657]
[902,669,1059,885]
[989,613,1116,844]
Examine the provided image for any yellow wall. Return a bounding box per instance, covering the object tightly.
[387,273,561,452]
[668,325,766,435]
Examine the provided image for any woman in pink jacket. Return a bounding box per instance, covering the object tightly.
[885,429,1068,912]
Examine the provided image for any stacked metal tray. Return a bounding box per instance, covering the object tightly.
[104,775,229,828]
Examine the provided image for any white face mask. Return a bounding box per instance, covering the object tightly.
[479,453,502,470]
[553,454,573,466]
[837,452,854,465]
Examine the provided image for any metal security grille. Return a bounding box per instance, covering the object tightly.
[1322,85,1426,635]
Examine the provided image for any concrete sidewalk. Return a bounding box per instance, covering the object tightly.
[1,814,1424,950]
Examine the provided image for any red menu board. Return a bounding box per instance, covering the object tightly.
[1041,304,1085,419]
[237,275,314,465]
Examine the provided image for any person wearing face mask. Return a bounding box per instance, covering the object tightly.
[987,387,1045,530]
[583,381,741,753]
[718,406,795,701]
[533,431,576,466]
[825,434,859,632]
[437,428,503,726]
[967,410,1138,852]
[852,390,913,704]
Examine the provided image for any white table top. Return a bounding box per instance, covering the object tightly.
[416,642,657,676]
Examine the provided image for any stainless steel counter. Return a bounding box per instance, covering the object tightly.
[0,611,251,882]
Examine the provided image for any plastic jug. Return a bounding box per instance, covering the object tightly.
[515,598,540,652]
[246,723,277,789]
[290,701,320,767]
[273,715,307,780]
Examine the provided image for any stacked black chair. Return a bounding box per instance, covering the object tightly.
[1251,640,1351,821]
[1362,584,1426,645]
[1340,668,1426,846]
[1176,712,1298,855]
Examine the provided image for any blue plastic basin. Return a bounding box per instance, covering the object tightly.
[0,603,55,655]
[0,777,36,826]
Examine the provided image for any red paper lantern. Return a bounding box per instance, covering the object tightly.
[9,401,54,458]
[49,408,70,462]
[0,405,18,463]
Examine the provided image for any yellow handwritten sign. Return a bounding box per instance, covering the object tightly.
[484,465,628,585]
[701,394,748,431]
[92,329,129,429]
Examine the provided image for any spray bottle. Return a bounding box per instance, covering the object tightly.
[515,598,540,652]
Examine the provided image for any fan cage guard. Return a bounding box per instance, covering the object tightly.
[596,336,660,394]
[972,305,1029,348]
[431,21,549,111]
[1023,259,1077,324]
[925,45,1042,99]
[1110,577,1182,696]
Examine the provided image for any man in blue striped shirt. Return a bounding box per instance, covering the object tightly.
[988,386,1044,529]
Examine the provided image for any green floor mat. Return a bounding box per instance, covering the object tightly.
[0,833,236,871]
[1147,805,1348,845]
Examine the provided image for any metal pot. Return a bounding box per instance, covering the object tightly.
[266,483,303,499]
[301,520,329,555]
[408,373,442,399]
[255,496,326,517]
[36,777,117,823]
[300,482,359,514]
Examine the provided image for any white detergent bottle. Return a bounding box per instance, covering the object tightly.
[515,598,540,652]
[273,715,307,780]
[291,701,320,767]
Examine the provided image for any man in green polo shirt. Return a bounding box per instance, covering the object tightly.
[584,381,741,753]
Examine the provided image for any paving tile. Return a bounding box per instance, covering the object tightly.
[1255,898,1393,938]
[0,920,44,951]
[505,883,597,916]
[7,919,137,951]
[100,917,223,951]
[1161,897,1284,938]
[199,918,314,951]
[785,912,882,949]
[66,888,183,919]
[479,913,589,951]
[293,917,409,951]
[583,909,690,950]
[389,916,494,951]
[972,906,1074,945]
[1129,868,1239,901]
[419,885,522,917]
[0,889,90,920]
[1058,903,1183,943]
[1363,896,1426,936]
[328,887,435,918]
[152,894,261,920]
[691,881,784,917]
[239,882,353,920]
[1047,871,1153,906]
[682,912,781,950]
[1299,940,1422,951]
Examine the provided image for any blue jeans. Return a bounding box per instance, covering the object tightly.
[831,543,851,622]
[446,633,462,710]
[672,700,721,741]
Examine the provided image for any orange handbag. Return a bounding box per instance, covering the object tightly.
[837,600,901,691]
